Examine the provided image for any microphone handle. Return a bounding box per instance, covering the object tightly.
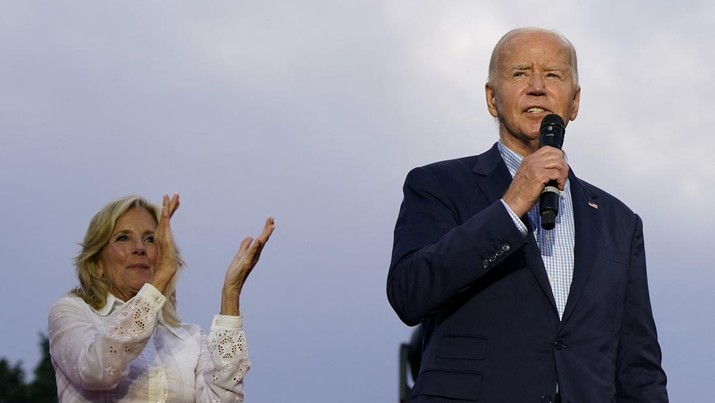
[540,181,559,230]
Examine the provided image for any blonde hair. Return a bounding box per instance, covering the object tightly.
[73,195,184,327]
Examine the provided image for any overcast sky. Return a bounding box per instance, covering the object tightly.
[1,1,713,401]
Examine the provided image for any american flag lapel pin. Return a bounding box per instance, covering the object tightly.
[588,201,598,209]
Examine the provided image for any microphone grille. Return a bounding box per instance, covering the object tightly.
[540,114,565,130]
[539,114,565,149]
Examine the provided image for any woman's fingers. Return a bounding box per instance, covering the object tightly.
[258,216,276,243]
[224,217,275,289]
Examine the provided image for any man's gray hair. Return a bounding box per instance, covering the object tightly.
[487,27,579,86]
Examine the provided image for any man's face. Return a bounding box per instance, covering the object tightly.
[485,31,580,155]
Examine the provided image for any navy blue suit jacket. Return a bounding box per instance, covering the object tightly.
[387,143,667,402]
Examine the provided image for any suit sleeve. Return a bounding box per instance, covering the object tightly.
[387,166,527,326]
[615,214,668,402]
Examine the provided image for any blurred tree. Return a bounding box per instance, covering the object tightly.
[0,333,57,403]
[26,334,57,403]
[0,358,29,402]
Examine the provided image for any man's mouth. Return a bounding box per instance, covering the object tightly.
[526,107,547,114]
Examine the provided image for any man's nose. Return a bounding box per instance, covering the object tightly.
[527,73,546,94]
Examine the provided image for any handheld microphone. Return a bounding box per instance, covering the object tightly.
[539,114,565,230]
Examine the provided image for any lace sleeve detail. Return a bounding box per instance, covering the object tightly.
[208,327,247,359]
[198,315,250,402]
[48,284,166,389]
[106,291,162,353]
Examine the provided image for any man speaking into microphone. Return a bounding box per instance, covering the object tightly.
[387,27,668,402]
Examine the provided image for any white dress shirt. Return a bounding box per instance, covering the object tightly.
[48,283,249,402]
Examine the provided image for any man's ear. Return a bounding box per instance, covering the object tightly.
[569,86,581,121]
[485,84,499,118]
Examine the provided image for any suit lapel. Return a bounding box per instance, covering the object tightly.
[561,172,602,324]
[471,143,512,203]
[472,144,559,315]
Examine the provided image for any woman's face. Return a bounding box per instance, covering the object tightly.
[98,208,158,301]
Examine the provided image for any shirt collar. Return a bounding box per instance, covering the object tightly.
[497,141,523,178]
[93,293,118,316]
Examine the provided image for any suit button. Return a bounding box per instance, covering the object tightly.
[554,340,566,350]
[541,395,552,403]
[482,260,490,269]
[501,243,510,252]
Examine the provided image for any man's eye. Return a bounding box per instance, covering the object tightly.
[514,72,525,77]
